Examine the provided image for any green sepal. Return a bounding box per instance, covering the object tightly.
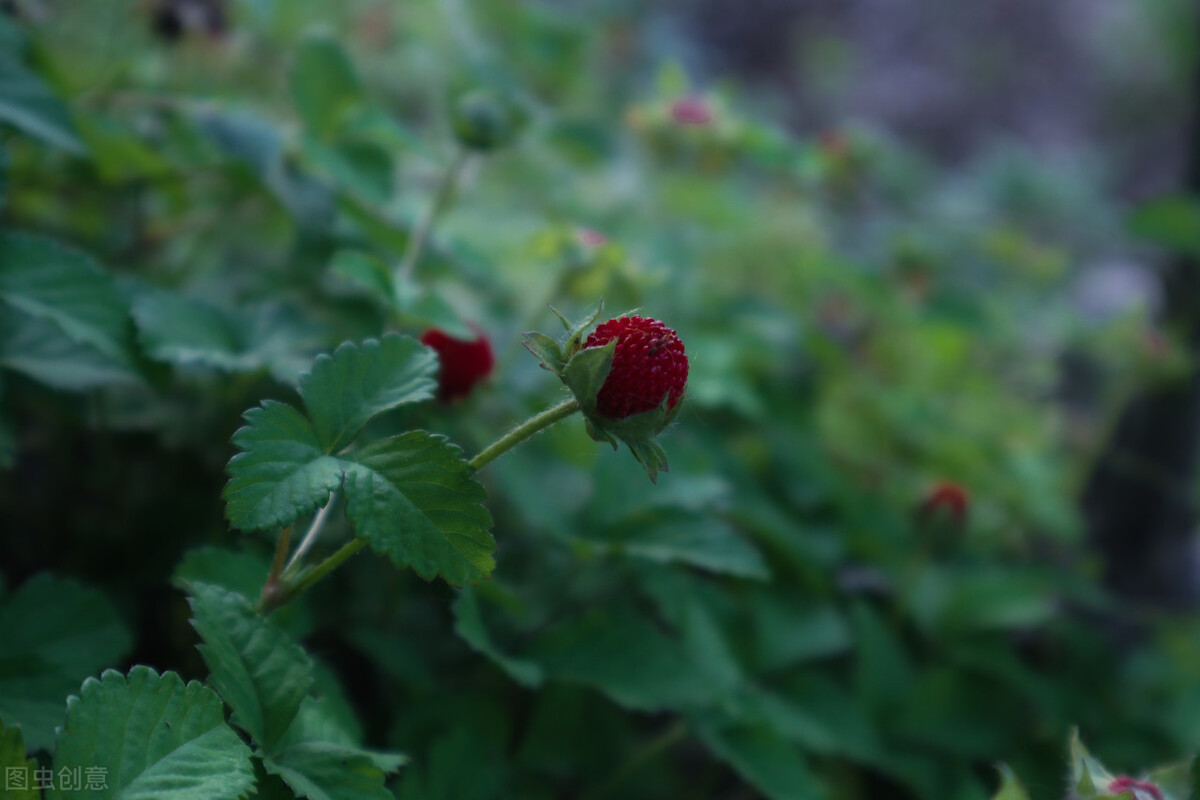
[561,339,616,415]
[521,331,566,375]
[561,300,606,355]
[1070,728,1114,800]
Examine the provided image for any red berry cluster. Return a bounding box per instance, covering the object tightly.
[420,327,495,402]
[583,315,688,419]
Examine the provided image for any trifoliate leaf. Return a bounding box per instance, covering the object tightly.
[49,666,254,800]
[0,575,132,752]
[0,233,136,370]
[262,697,406,800]
[299,334,437,453]
[343,432,494,585]
[186,583,313,751]
[224,400,345,531]
[0,717,37,800]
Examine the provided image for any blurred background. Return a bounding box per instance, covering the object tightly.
[4,1,1200,798]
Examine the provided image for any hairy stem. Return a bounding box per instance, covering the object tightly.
[259,538,368,615]
[283,491,336,575]
[469,397,580,472]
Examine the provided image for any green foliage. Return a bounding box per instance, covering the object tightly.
[50,666,255,800]
[0,718,38,800]
[2,4,1199,800]
[0,575,131,752]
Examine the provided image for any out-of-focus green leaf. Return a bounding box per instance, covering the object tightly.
[0,575,132,752]
[1128,195,1200,257]
[50,667,255,800]
[0,232,136,369]
[291,33,365,140]
[452,588,544,688]
[693,716,826,800]
[262,697,406,800]
[0,19,84,153]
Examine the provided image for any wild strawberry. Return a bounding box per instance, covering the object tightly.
[582,315,688,420]
[917,481,969,526]
[1108,777,1163,800]
[670,97,713,126]
[420,327,495,402]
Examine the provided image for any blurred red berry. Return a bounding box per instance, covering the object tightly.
[582,315,688,419]
[670,97,713,126]
[1108,777,1163,800]
[420,327,495,402]
[917,481,969,525]
[577,228,608,248]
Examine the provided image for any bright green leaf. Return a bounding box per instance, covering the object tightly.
[223,400,344,531]
[299,334,437,453]
[342,431,494,585]
[0,575,131,752]
[50,667,254,800]
[186,583,313,750]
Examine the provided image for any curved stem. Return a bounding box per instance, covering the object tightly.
[395,148,472,286]
[259,539,367,615]
[284,491,336,574]
[469,397,580,472]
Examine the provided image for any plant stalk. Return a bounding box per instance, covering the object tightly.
[395,148,472,286]
[468,397,580,471]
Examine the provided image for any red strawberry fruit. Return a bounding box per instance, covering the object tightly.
[582,315,689,420]
[420,327,495,402]
[917,481,969,525]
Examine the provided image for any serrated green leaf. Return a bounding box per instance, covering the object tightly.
[0,233,135,369]
[300,335,437,453]
[186,583,313,750]
[0,20,85,153]
[452,588,544,688]
[0,717,38,800]
[0,575,132,752]
[291,34,364,140]
[693,717,825,800]
[224,400,345,531]
[343,432,494,585]
[989,765,1030,800]
[50,666,254,800]
[262,697,406,800]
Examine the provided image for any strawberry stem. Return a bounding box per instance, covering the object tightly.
[469,397,580,472]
